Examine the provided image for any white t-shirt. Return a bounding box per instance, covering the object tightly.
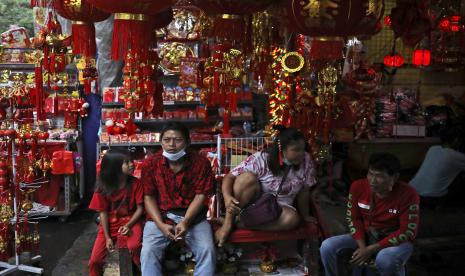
[230,151,317,206]
[410,145,465,197]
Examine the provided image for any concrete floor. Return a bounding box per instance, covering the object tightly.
[4,195,465,276]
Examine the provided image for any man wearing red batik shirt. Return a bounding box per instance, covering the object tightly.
[320,153,420,276]
[140,122,216,276]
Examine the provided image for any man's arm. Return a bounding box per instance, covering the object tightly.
[145,195,176,240]
[377,192,420,248]
[347,182,366,244]
[144,195,164,226]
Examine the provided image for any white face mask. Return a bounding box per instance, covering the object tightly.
[162,149,186,161]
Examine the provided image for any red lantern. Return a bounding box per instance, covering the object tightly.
[191,0,275,42]
[87,0,173,60]
[412,49,431,67]
[383,54,404,67]
[278,0,384,37]
[53,0,110,57]
[439,15,462,32]
[384,15,392,27]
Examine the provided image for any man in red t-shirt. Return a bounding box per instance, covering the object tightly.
[320,153,420,276]
[140,122,216,275]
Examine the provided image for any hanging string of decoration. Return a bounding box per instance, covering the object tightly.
[269,47,306,129]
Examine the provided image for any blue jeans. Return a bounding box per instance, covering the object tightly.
[320,234,413,276]
[141,220,216,276]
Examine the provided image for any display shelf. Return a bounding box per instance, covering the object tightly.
[102,100,252,108]
[353,137,441,144]
[97,140,215,147]
[133,116,252,124]
[158,38,203,43]
[0,63,35,70]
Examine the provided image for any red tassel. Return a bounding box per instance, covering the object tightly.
[35,63,45,120]
[213,72,219,105]
[72,22,97,57]
[223,110,230,134]
[220,86,226,107]
[49,52,56,74]
[230,90,237,112]
[112,15,155,60]
[84,79,91,95]
[53,94,58,115]
[278,151,284,166]
[310,40,343,61]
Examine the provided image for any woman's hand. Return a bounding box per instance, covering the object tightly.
[118,225,130,236]
[106,238,115,252]
[224,195,241,215]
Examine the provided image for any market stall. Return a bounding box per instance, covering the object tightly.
[0,0,464,274]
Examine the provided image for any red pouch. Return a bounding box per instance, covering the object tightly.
[51,151,75,174]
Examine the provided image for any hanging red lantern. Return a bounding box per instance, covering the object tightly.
[53,0,110,57]
[412,49,431,67]
[278,0,384,37]
[383,53,404,67]
[439,15,462,33]
[384,15,392,27]
[87,0,173,60]
[439,18,451,32]
[191,0,275,43]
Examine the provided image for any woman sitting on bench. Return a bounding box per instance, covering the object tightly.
[215,126,318,247]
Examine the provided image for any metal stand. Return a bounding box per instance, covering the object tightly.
[0,142,43,274]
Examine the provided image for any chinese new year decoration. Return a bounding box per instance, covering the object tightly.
[53,0,110,57]
[412,49,431,67]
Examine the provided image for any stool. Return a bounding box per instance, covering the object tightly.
[117,236,133,276]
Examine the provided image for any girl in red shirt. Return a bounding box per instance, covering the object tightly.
[88,149,144,276]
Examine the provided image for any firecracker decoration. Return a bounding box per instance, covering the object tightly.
[342,64,381,140]
[250,11,275,93]
[202,43,245,134]
[353,94,376,140]
[317,65,338,145]
[269,48,306,128]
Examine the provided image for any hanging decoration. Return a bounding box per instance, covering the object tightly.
[278,0,384,37]
[202,43,245,134]
[438,15,463,33]
[389,0,433,47]
[159,42,195,74]
[87,0,173,60]
[383,53,404,67]
[412,49,431,67]
[383,39,404,68]
[268,48,306,128]
[53,0,110,57]
[191,0,276,44]
[250,11,277,94]
[162,7,202,40]
[342,64,382,140]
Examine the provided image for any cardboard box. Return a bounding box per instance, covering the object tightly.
[392,125,425,137]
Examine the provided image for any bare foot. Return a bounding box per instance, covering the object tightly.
[215,225,232,247]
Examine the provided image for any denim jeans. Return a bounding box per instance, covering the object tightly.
[141,220,216,276]
[320,234,413,276]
